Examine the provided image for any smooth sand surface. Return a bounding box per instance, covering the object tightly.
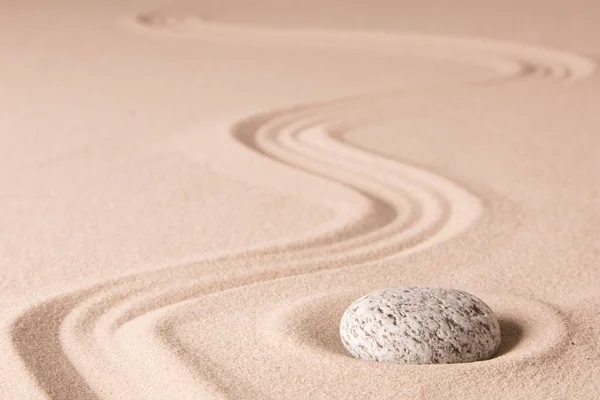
[1,1,599,399]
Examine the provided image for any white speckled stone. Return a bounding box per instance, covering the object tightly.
[340,287,501,364]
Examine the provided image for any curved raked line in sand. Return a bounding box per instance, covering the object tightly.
[11,13,596,400]
[129,10,595,83]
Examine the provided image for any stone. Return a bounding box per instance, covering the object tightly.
[339,287,501,364]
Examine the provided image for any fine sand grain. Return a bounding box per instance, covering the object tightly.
[1,1,599,399]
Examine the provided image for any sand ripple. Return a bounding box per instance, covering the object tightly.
[156,287,570,398]
[128,8,595,83]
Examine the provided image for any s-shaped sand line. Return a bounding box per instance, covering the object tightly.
[11,106,478,399]
[18,100,478,399]
[11,13,597,400]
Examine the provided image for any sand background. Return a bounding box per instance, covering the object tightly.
[1,1,599,398]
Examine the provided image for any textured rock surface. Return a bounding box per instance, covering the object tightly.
[340,287,501,364]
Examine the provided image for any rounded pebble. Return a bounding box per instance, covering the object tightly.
[339,287,501,364]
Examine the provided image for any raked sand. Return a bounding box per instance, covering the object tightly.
[1,1,599,399]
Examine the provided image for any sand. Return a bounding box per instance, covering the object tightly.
[1,0,599,399]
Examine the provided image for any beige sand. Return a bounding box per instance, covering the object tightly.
[1,1,599,399]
